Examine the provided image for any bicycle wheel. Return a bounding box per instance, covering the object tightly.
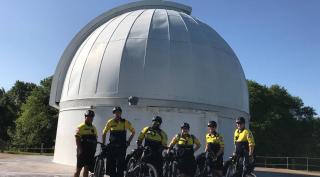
[195,167,202,177]
[239,157,246,177]
[171,162,178,177]
[195,164,207,177]
[93,157,105,177]
[142,163,158,177]
[125,157,138,177]
[127,157,137,171]
[163,161,170,177]
[225,164,236,177]
[204,166,210,177]
[245,173,257,177]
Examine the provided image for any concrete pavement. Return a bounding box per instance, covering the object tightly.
[0,153,73,177]
[1,153,319,177]
[255,167,320,177]
[256,171,317,177]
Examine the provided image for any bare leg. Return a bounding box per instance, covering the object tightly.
[74,167,82,177]
[83,166,89,177]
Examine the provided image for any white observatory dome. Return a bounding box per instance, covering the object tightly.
[51,1,248,113]
[50,0,249,165]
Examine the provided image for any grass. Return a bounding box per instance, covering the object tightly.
[3,150,54,156]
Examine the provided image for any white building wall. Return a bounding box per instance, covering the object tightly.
[51,1,249,166]
[219,117,237,160]
[54,106,234,166]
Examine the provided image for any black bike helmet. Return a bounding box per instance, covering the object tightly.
[85,110,95,117]
[112,106,122,114]
[181,122,190,129]
[236,117,246,124]
[152,116,162,124]
[208,121,217,127]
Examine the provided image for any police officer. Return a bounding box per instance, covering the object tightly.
[74,110,97,177]
[234,117,255,175]
[206,121,224,177]
[102,107,135,177]
[168,122,201,177]
[137,116,168,176]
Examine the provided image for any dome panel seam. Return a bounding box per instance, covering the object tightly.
[142,9,156,74]
[77,23,110,95]
[65,34,92,97]
[117,9,146,95]
[95,12,134,93]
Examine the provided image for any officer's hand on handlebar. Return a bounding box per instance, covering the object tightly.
[231,153,237,161]
[166,147,171,154]
[77,147,82,155]
[249,155,254,163]
[136,140,143,149]
[212,155,218,161]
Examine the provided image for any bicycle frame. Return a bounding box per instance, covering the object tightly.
[93,142,110,177]
[196,152,219,177]
[126,146,158,177]
[225,155,249,177]
[163,148,179,177]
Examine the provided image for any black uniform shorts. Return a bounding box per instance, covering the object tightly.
[211,155,223,170]
[77,151,95,171]
[177,156,197,176]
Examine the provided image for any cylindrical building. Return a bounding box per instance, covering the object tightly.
[50,0,249,165]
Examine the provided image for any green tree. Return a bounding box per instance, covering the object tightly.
[7,81,36,110]
[248,80,318,157]
[0,88,16,141]
[12,77,58,148]
[4,81,37,142]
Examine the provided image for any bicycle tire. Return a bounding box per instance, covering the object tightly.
[163,161,170,177]
[142,163,158,177]
[246,173,257,177]
[93,157,105,177]
[240,157,246,177]
[171,162,178,177]
[195,167,201,177]
[195,165,208,177]
[168,162,173,177]
[226,164,236,177]
[125,157,137,177]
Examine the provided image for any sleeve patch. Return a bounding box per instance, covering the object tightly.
[219,136,224,142]
[75,128,80,136]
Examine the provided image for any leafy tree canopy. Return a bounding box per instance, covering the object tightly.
[248,80,318,156]
[11,77,58,148]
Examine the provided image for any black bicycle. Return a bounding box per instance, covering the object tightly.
[225,155,257,177]
[195,151,219,177]
[125,146,158,177]
[93,142,110,177]
[125,146,143,174]
[163,148,179,177]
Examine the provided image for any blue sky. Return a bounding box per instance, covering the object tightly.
[0,0,319,114]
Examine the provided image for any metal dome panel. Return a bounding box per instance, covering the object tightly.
[57,6,248,113]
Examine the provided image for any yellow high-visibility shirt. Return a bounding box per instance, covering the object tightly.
[234,128,255,146]
[170,133,201,147]
[103,118,135,134]
[138,126,168,146]
[75,122,98,138]
[206,133,224,146]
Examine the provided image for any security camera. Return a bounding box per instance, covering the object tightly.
[128,96,139,106]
